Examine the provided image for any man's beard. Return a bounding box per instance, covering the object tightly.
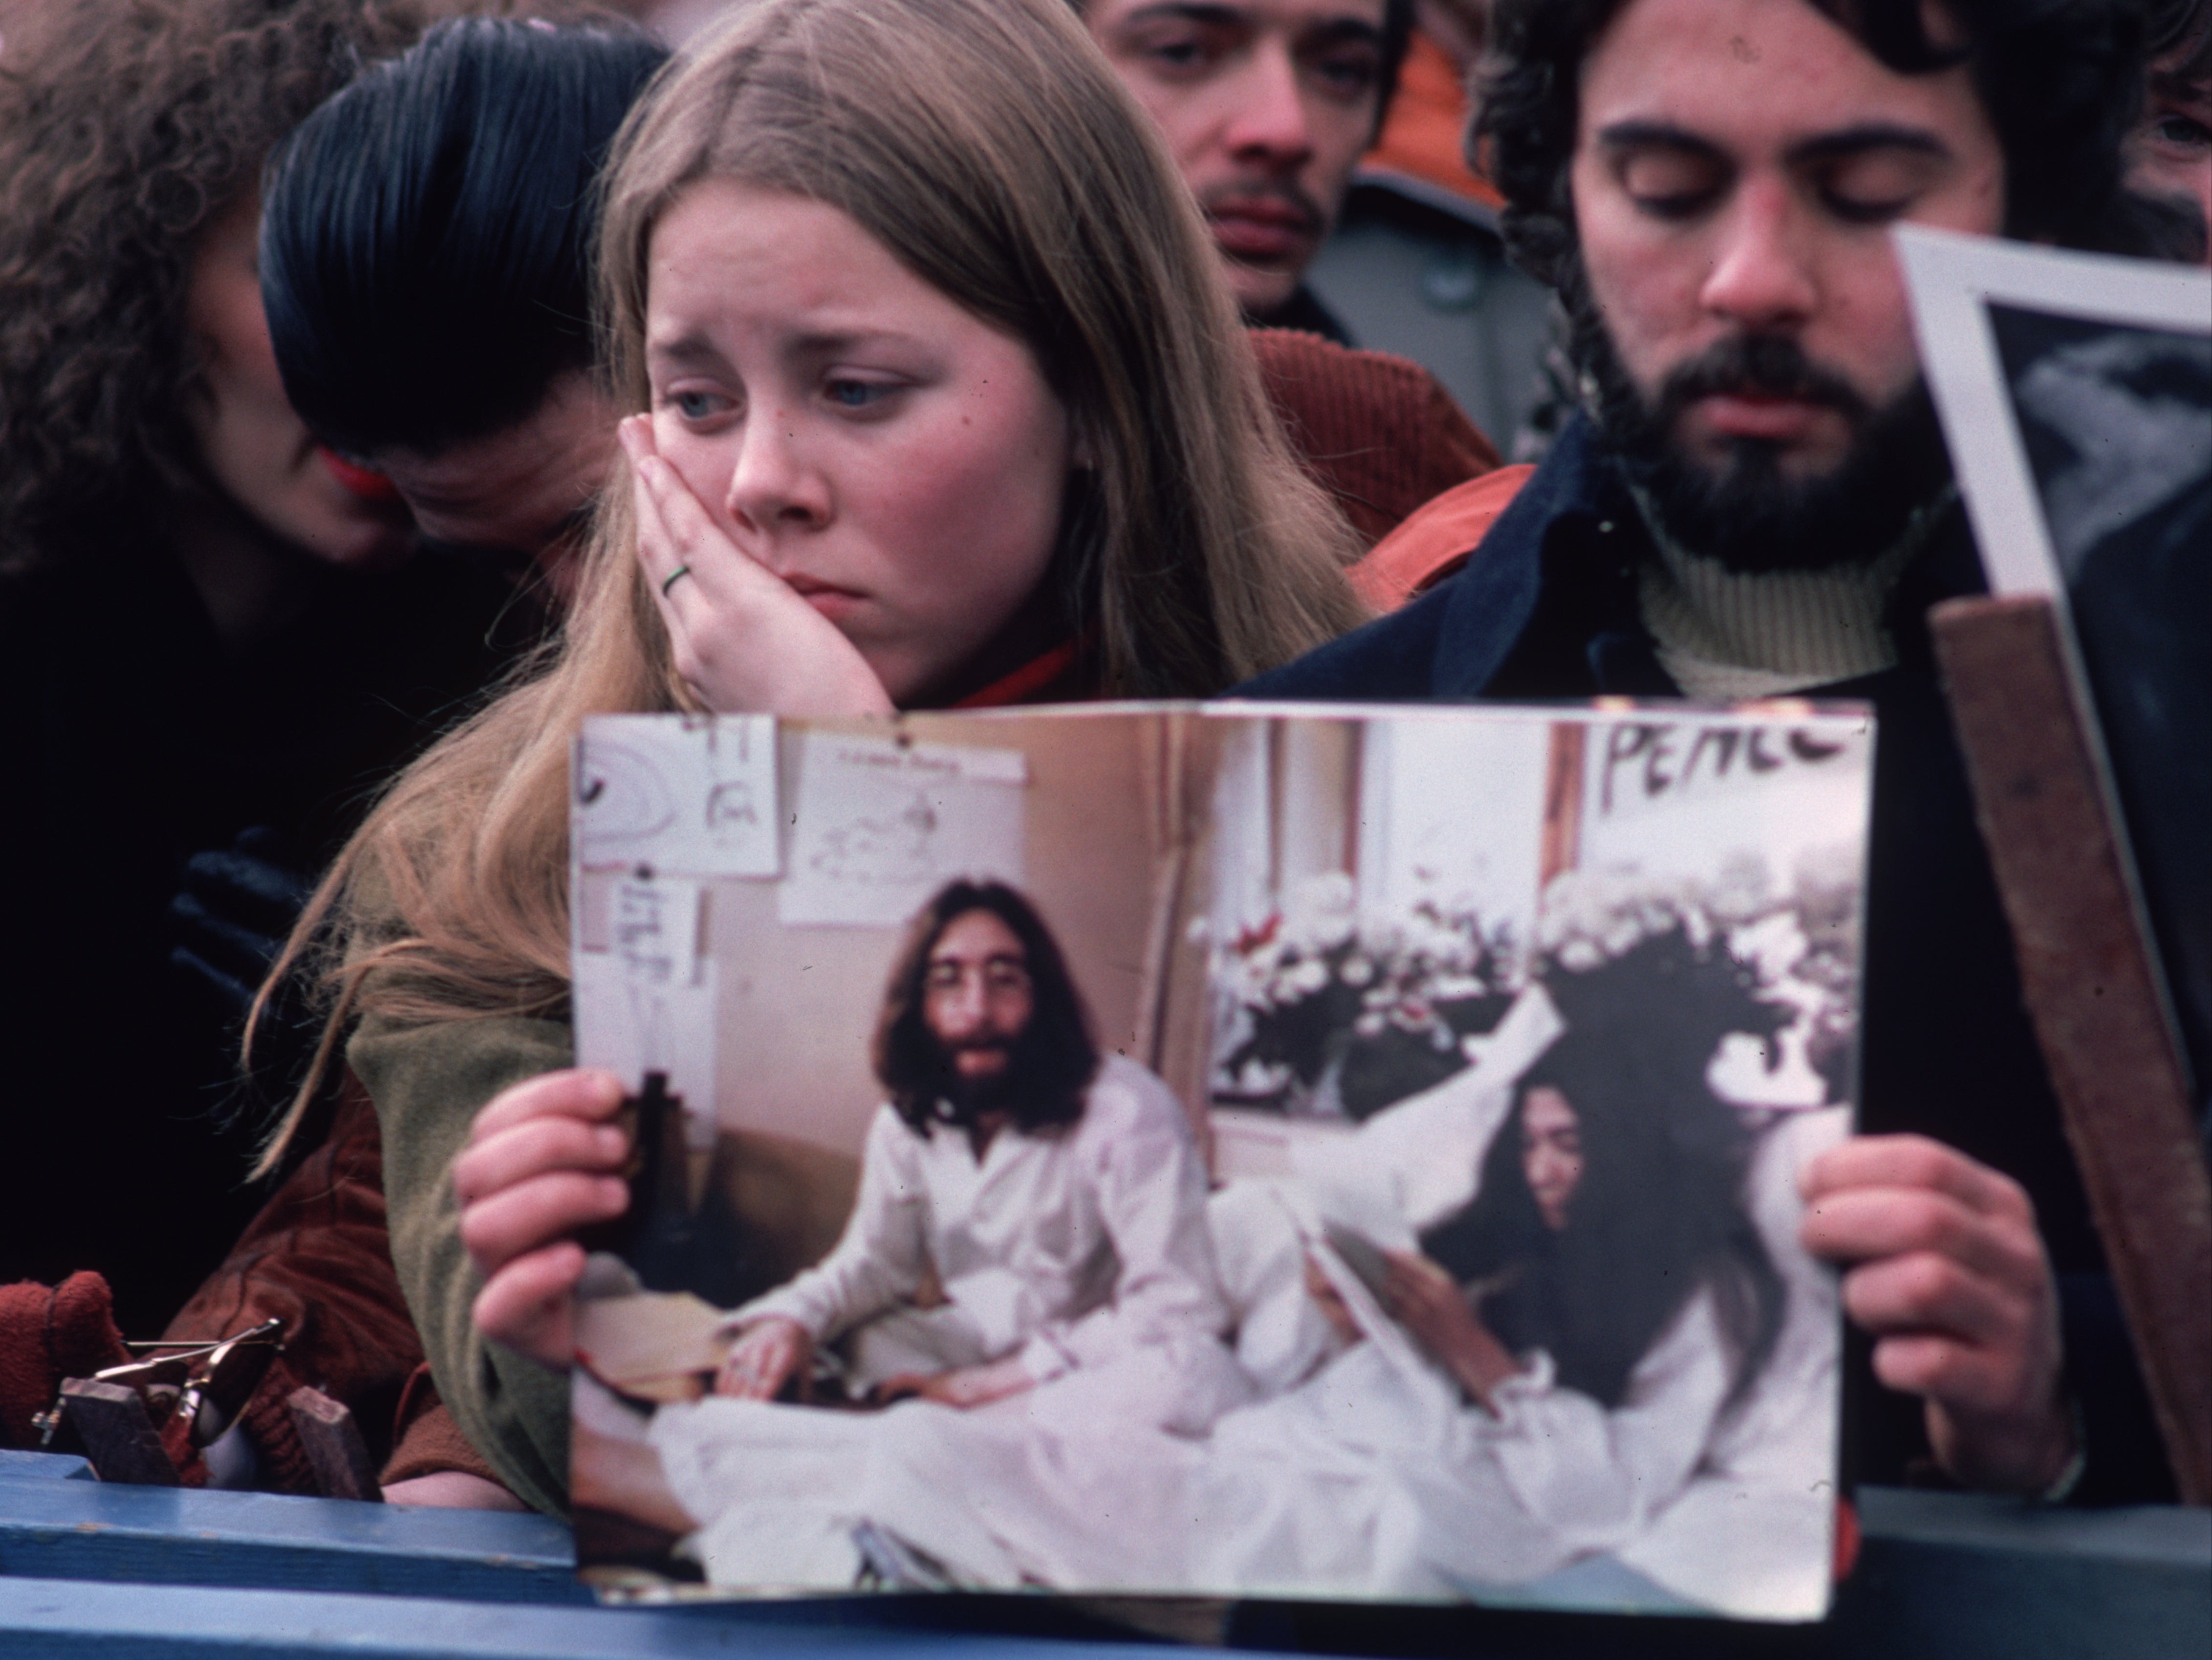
[929,1040,1021,1124]
[1572,284,1955,575]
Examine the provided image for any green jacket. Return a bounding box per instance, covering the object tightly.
[350,1012,574,1517]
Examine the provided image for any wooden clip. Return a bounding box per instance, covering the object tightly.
[285,1386,384,1503]
[59,1378,179,1487]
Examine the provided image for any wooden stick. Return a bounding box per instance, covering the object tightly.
[58,1380,177,1488]
[1932,592,2212,1504]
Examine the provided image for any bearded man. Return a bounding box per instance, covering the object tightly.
[1243,0,2200,1502]
[711,880,1233,1413]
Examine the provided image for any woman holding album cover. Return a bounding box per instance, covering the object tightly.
[255,0,1368,1514]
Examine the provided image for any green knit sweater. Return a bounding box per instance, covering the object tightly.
[349,1012,575,1518]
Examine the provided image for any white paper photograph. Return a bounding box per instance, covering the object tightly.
[566,703,1870,1621]
[1900,224,2211,1118]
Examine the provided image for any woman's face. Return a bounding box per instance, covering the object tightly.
[1521,1086,1585,1232]
[643,182,1073,705]
[181,195,414,568]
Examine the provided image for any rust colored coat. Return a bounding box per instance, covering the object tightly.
[1249,327,1501,554]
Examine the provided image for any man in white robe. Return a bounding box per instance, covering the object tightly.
[646,880,1245,1585]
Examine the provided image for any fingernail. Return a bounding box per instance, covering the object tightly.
[601,1177,629,1209]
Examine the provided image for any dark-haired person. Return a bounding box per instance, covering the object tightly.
[564,884,1244,1586]
[2131,0,2211,246]
[698,882,1230,1413]
[1076,0,1413,338]
[260,15,670,596]
[0,0,529,1343]
[1243,0,2198,1501]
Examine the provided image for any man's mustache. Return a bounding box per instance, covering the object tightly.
[940,1035,1015,1060]
[1654,335,1874,430]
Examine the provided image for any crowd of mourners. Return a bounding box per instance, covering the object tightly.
[1,0,2207,1552]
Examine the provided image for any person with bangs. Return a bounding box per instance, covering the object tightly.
[2130,0,2211,243]
[258,14,672,600]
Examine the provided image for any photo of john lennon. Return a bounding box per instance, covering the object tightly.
[564,703,1872,1620]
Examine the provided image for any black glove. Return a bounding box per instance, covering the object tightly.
[170,826,314,1026]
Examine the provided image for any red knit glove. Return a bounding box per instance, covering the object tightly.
[0,1272,131,1447]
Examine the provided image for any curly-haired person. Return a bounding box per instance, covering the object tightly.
[1243,0,2199,1508]
[2131,0,2212,242]
[0,0,535,1336]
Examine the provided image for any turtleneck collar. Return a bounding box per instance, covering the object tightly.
[1631,484,1959,701]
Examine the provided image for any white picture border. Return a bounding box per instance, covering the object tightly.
[1895,223,2212,600]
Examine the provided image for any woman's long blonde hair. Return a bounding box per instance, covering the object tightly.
[255,0,1367,1170]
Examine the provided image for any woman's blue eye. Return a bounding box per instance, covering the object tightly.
[827,380,882,409]
[674,391,718,419]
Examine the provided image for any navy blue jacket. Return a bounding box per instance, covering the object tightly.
[1245,415,2173,1502]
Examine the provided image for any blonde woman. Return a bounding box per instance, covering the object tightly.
[273,0,1370,1514]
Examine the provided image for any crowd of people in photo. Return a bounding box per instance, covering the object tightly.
[2,0,2208,1595]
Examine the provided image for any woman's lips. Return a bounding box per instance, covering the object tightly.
[316,446,405,504]
[782,574,866,620]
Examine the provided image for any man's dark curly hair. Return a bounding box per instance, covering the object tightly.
[0,0,472,577]
[1476,0,2201,300]
[874,880,1101,1138]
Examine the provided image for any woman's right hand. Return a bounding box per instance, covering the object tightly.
[1382,1250,1522,1410]
[619,417,895,718]
[713,1316,813,1401]
[452,1069,632,1371]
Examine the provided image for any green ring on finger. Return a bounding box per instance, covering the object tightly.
[661,563,693,598]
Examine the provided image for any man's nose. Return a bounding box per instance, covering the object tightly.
[1221,42,1315,171]
[1698,175,1819,331]
[936,975,989,1031]
[723,407,830,535]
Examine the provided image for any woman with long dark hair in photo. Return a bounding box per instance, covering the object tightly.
[986,924,1798,1599]
[1401,937,1788,1436]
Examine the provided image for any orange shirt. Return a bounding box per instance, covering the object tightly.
[1363,31,1503,212]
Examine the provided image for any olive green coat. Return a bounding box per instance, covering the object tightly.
[350,1013,574,1517]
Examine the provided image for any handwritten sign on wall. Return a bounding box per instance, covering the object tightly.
[779,731,1027,928]
[575,715,779,877]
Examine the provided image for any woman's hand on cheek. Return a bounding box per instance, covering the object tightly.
[620,417,894,717]
[452,1068,632,1372]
